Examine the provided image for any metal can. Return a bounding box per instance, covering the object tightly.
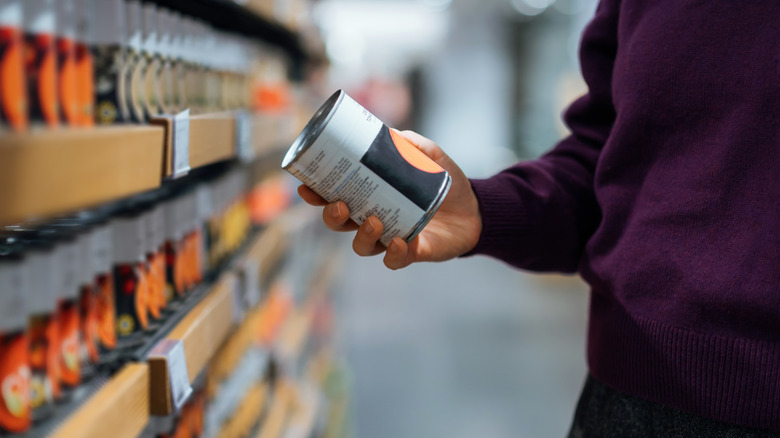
[282,90,451,246]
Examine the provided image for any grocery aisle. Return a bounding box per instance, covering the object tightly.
[340,249,590,438]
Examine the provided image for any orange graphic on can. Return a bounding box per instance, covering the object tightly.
[0,26,28,131]
[56,36,79,125]
[95,274,117,350]
[74,42,94,126]
[57,300,81,387]
[0,334,31,433]
[80,285,100,363]
[28,313,60,409]
[25,32,59,126]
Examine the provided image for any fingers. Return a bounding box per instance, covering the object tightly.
[298,185,328,206]
[352,217,386,257]
[322,201,359,232]
[383,237,413,270]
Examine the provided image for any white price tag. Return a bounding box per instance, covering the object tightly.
[235,109,253,163]
[159,109,191,179]
[150,339,193,411]
[172,109,191,178]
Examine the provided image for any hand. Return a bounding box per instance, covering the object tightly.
[297,130,482,270]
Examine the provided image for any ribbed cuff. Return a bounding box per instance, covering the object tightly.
[588,294,780,432]
[461,177,532,260]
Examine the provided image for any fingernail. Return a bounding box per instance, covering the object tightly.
[389,238,399,252]
[330,203,341,219]
[364,218,374,234]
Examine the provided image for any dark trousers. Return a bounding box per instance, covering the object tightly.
[568,375,780,438]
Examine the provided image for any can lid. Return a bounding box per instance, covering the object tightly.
[157,8,170,58]
[126,0,143,51]
[142,2,157,55]
[281,90,344,170]
[93,0,123,46]
[23,0,55,34]
[56,0,76,39]
[0,0,22,27]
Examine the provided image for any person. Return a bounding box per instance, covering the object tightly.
[299,0,779,436]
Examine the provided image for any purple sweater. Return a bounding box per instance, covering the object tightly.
[468,0,780,431]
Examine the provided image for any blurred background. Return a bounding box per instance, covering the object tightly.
[305,0,598,436]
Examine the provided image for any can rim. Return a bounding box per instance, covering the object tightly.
[403,172,452,243]
[281,89,344,170]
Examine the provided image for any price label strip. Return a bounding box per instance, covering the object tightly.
[149,339,193,413]
[155,109,191,179]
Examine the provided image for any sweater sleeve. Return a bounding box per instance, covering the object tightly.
[466,0,619,273]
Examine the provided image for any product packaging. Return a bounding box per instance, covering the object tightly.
[23,0,59,127]
[93,0,128,124]
[112,214,149,344]
[0,237,31,433]
[125,0,145,123]
[0,0,28,131]
[74,0,95,126]
[56,0,79,125]
[141,2,161,118]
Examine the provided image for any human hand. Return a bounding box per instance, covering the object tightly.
[297,130,482,270]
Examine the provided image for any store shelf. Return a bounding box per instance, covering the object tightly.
[51,364,150,438]
[0,126,165,225]
[217,382,270,438]
[153,112,237,178]
[150,273,237,415]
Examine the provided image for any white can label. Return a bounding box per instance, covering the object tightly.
[284,92,449,246]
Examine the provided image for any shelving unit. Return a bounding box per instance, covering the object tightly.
[0,1,350,437]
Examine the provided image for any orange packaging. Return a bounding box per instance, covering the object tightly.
[56,237,83,389]
[79,282,99,364]
[23,0,59,127]
[153,206,168,310]
[26,247,61,420]
[95,272,117,350]
[56,0,79,126]
[78,231,100,369]
[141,210,162,321]
[91,223,116,352]
[0,0,28,131]
[112,215,150,341]
[0,334,30,434]
[57,300,80,387]
[74,0,94,126]
[0,249,31,434]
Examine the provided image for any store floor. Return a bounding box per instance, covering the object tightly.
[339,246,591,438]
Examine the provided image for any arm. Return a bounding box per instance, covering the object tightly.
[468,0,619,272]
